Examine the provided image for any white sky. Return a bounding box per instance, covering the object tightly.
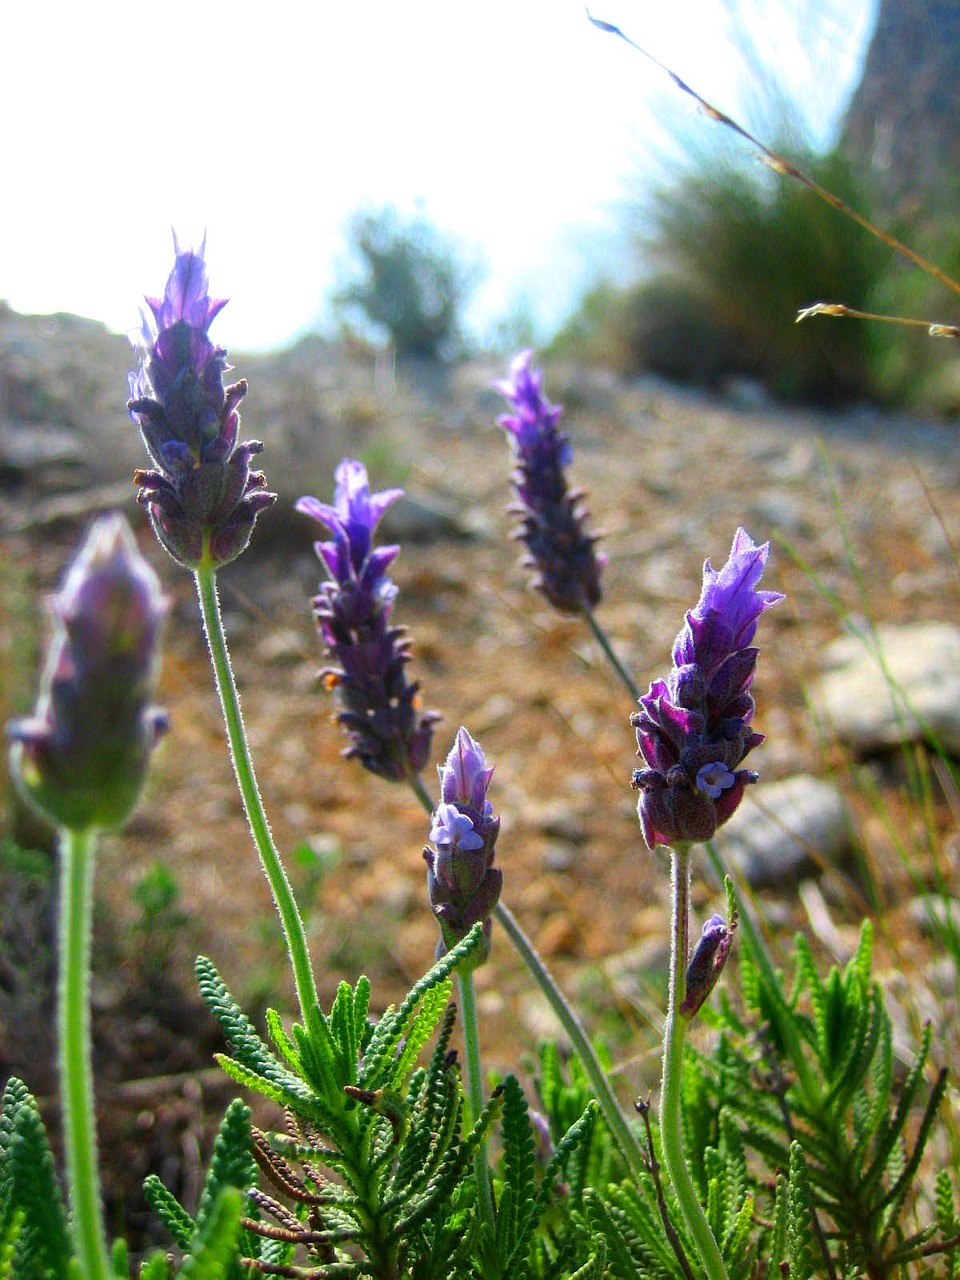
[2,0,875,352]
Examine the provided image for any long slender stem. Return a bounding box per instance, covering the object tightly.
[457,971,496,1236]
[494,901,647,1181]
[194,561,318,1024]
[582,606,640,701]
[59,827,110,1280]
[660,845,729,1280]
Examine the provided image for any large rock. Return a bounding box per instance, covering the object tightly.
[811,622,960,754]
[711,775,850,889]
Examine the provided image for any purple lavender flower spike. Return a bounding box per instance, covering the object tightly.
[423,727,502,967]
[494,349,605,614]
[128,236,276,568]
[8,514,169,832]
[297,459,440,782]
[631,528,783,849]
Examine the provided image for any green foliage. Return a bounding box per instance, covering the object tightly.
[0,1077,71,1280]
[684,919,955,1277]
[165,924,593,1276]
[642,145,894,403]
[335,205,476,360]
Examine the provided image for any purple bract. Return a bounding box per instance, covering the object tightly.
[494,349,605,614]
[631,528,783,849]
[128,237,276,568]
[297,459,439,782]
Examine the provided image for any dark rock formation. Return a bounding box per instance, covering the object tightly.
[841,0,960,220]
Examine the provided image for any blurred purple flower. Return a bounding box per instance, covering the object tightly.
[631,528,783,849]
[128,237,276,568]
[8,514,168,832]
[424,727,502,966]
[494,349,605,613]
[297,458,439,782]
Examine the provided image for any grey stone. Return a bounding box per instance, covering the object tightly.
[811,622,960,754]
[712,774,849,888]
[907,894,960,938]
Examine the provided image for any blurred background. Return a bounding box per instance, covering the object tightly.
[6,0,960,1258]
[8,0,960,410]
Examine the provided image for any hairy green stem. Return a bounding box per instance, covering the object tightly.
[493,900,647,1181]
[59,827,110,1280]
[195,561,318,1024]
[661,844,729,1280]
[457,970,496,1237]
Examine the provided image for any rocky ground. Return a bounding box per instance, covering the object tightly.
[3,304,960,1242]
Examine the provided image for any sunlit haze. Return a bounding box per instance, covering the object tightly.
[3,1,875,352]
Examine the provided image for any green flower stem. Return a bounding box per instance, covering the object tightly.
[582,606,640,702]
[195,561,318,1024]
[661,844,729,1280]
[457,970,496,1236]
[59,827,110,1280]
[493,900,647,1181]
[406,773,646,1180]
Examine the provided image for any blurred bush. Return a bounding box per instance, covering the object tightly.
[556,146,904,405]
[335,205,477,361]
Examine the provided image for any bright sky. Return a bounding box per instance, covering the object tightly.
[2,0,875,352]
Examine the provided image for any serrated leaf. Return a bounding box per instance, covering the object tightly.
[179,1186,244,1279]
[143,1175,195,1249]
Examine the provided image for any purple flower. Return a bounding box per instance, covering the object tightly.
[128,237,276,568]
[680,912,736,1019]
[494,349,605,614]
[631,528,783,849]
[8,514,169,832]
[297,459,440,782]
[424,728,502,966]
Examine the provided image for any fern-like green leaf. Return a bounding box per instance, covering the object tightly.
[497,1074,536,1265]
[138,1252,174,1280]
[4,1090,71,1280]
[213,1053,316,1113]
[861,1020,933,1197]
[196,957,318,1109]
[786,1141,817,1280]
[362,925,483,1081]
[143,1175,195,1249]
[264,1007,302,1074]
[195,1100,256,1240]
[179,1186,244,1279]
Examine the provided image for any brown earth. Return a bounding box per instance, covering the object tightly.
[4,332,960,1242]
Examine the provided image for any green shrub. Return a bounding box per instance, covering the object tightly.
[335,205,476,361]
[642,145,896,403]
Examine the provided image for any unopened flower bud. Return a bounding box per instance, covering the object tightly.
[8,514,168,832]
[680,913,736,1019]
[424,728,502,967]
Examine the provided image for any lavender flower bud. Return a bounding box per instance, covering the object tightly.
[631,528,783,850]
[494,349,605,614]
[8,514,169,832]
[680,913,735,1019]
[423,727,502,967]
[128,237,276,568]
[297,459,440,782]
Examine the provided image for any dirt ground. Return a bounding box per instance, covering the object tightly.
[5,348,960,1243]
